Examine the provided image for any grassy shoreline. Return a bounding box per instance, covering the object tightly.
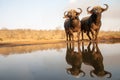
[0,39,120,48]
[0,29,120,47]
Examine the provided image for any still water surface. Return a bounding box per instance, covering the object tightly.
[0,42,120,80]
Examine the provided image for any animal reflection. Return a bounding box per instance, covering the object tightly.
[82,42,112,78]
[65,42,85,77]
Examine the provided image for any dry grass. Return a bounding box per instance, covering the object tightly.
[0,29,65,41]
[98,31,120,40]
[0,29,120,42]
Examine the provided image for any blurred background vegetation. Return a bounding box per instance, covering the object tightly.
[0,27,120,41]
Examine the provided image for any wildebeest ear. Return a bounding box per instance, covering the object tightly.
[76,12,80,16]
[88,9,93,14]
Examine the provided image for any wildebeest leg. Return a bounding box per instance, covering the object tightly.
[87,31,91,40]
[87,42,91,51]
[71,34,74,41]
[65,30,69,41]
[82,42,84,52]
[68,34,70,41]
[92,42,95,52]
[77,31,80,42]
[69,30,74,41]
[91,29,95,40]
[82,31,84,40]
[69,33,73,41]
[66,32,69,41]
[78,42,81,52]
[95,30,99,40]
[95,42,99,52]
[71,41,74,49]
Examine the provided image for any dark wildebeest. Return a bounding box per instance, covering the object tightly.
[81,4,108,40]
[64,8,82,41]
[82,42,112,78]
[65,42,85,77]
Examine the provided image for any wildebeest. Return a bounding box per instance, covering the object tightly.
[64,8,82,41]
[65,42,85,77]
[82,42,112,78]
[81,4,108,40]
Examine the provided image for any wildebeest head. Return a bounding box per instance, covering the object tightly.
[87,4,108,14]
[90,70,112,78]
[66,68,85,78]
[63,8,82,19]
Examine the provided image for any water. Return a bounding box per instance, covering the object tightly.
[0,42,120,80]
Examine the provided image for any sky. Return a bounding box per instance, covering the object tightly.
[0,0,120,31]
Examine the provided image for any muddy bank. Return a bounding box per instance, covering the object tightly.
[0,38,120,47]
[0,39,119,56]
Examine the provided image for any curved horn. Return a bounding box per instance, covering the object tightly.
[81,70,85,77]
[64,11,67,16]
[105,71,112,78]
[102,4,108,11]
[77,8,82,14]
[87,6,92,14]
[63,11,68,18]
[90,70,95,77]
